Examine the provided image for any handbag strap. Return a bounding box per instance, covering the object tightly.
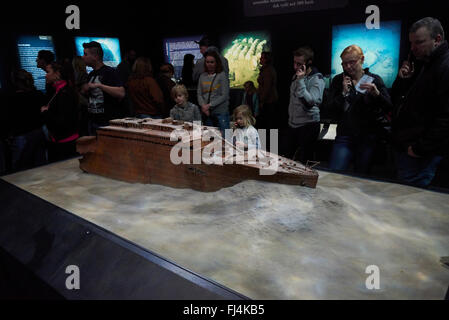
[46,92,58,106]
[207,74,218,104]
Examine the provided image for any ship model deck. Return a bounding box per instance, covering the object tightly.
[76,118,319,191]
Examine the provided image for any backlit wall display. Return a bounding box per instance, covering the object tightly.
[75,36,122,72]
[221,31,271,88]
[163,35,203,80]
[17,35,56,91]
[331,21,401,88]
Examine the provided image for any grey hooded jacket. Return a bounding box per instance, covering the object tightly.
[288,67,325,128]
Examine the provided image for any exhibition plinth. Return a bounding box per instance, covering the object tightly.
[1,158,449,299]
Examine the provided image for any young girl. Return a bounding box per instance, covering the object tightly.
[232,105,261,150]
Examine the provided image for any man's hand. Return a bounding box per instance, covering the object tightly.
[408,145,420,158]
[87,82,102,90]
[40,105,49,112]
[398,61,415,79]
[80,83,89,95]
[295,65,306,80]
[360,83,380,96]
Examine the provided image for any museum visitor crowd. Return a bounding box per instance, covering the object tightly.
[0,16,448,189]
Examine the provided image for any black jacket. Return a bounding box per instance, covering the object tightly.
[392,41,449,156]
[324,69,393,137]
[43,85,79,141]
[3,90,45,137]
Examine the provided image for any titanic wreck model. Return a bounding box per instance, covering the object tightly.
[76,118,319,191]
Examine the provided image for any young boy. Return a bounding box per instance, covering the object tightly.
[169,84,202,122]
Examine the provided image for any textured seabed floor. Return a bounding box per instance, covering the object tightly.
[3,158,449,299]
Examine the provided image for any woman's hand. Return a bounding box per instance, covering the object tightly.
[236,141,247,149]
[407,146,420,158]
[360,83,380,96]
[342,76,352,95]
[40,105,49,112]
[201,104,211,116]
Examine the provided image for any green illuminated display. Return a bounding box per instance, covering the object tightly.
[222,33,270,88]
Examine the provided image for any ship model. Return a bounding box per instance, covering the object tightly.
[76,118,319,192]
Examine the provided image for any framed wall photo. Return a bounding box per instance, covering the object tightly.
[163,35,203,81]
[75,36,122,72]
[220,31,271,89]
[331,21,402,88]
[16,35,56,92]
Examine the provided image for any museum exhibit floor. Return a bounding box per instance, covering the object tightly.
[2,158,449,299]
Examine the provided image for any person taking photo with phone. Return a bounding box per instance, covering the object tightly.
[280,46,325,164]
[391,17,449,187]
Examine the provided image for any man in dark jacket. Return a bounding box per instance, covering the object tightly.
[392,17,449,187]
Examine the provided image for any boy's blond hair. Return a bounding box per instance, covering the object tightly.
[171,84,189,100]
[233,105,256,128]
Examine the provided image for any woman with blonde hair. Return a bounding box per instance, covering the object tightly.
[326,44,393,174]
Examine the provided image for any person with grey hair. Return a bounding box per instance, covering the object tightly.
[392,17,449,187]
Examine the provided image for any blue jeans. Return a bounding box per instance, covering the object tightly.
[0,140,6,175]
[204,113,230,138]
[87,119,109,136]
[329,134,377,174]
[9,135,27,171]
[15,128,47,170]
[395,151,443,187]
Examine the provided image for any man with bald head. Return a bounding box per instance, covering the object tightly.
[392,17,449,187]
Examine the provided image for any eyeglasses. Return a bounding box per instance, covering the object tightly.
[341,58,360,67]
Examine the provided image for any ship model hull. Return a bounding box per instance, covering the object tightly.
[76,119,319,192]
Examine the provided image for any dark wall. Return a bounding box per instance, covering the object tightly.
[1,0,448,93]
[1,0,448,186]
